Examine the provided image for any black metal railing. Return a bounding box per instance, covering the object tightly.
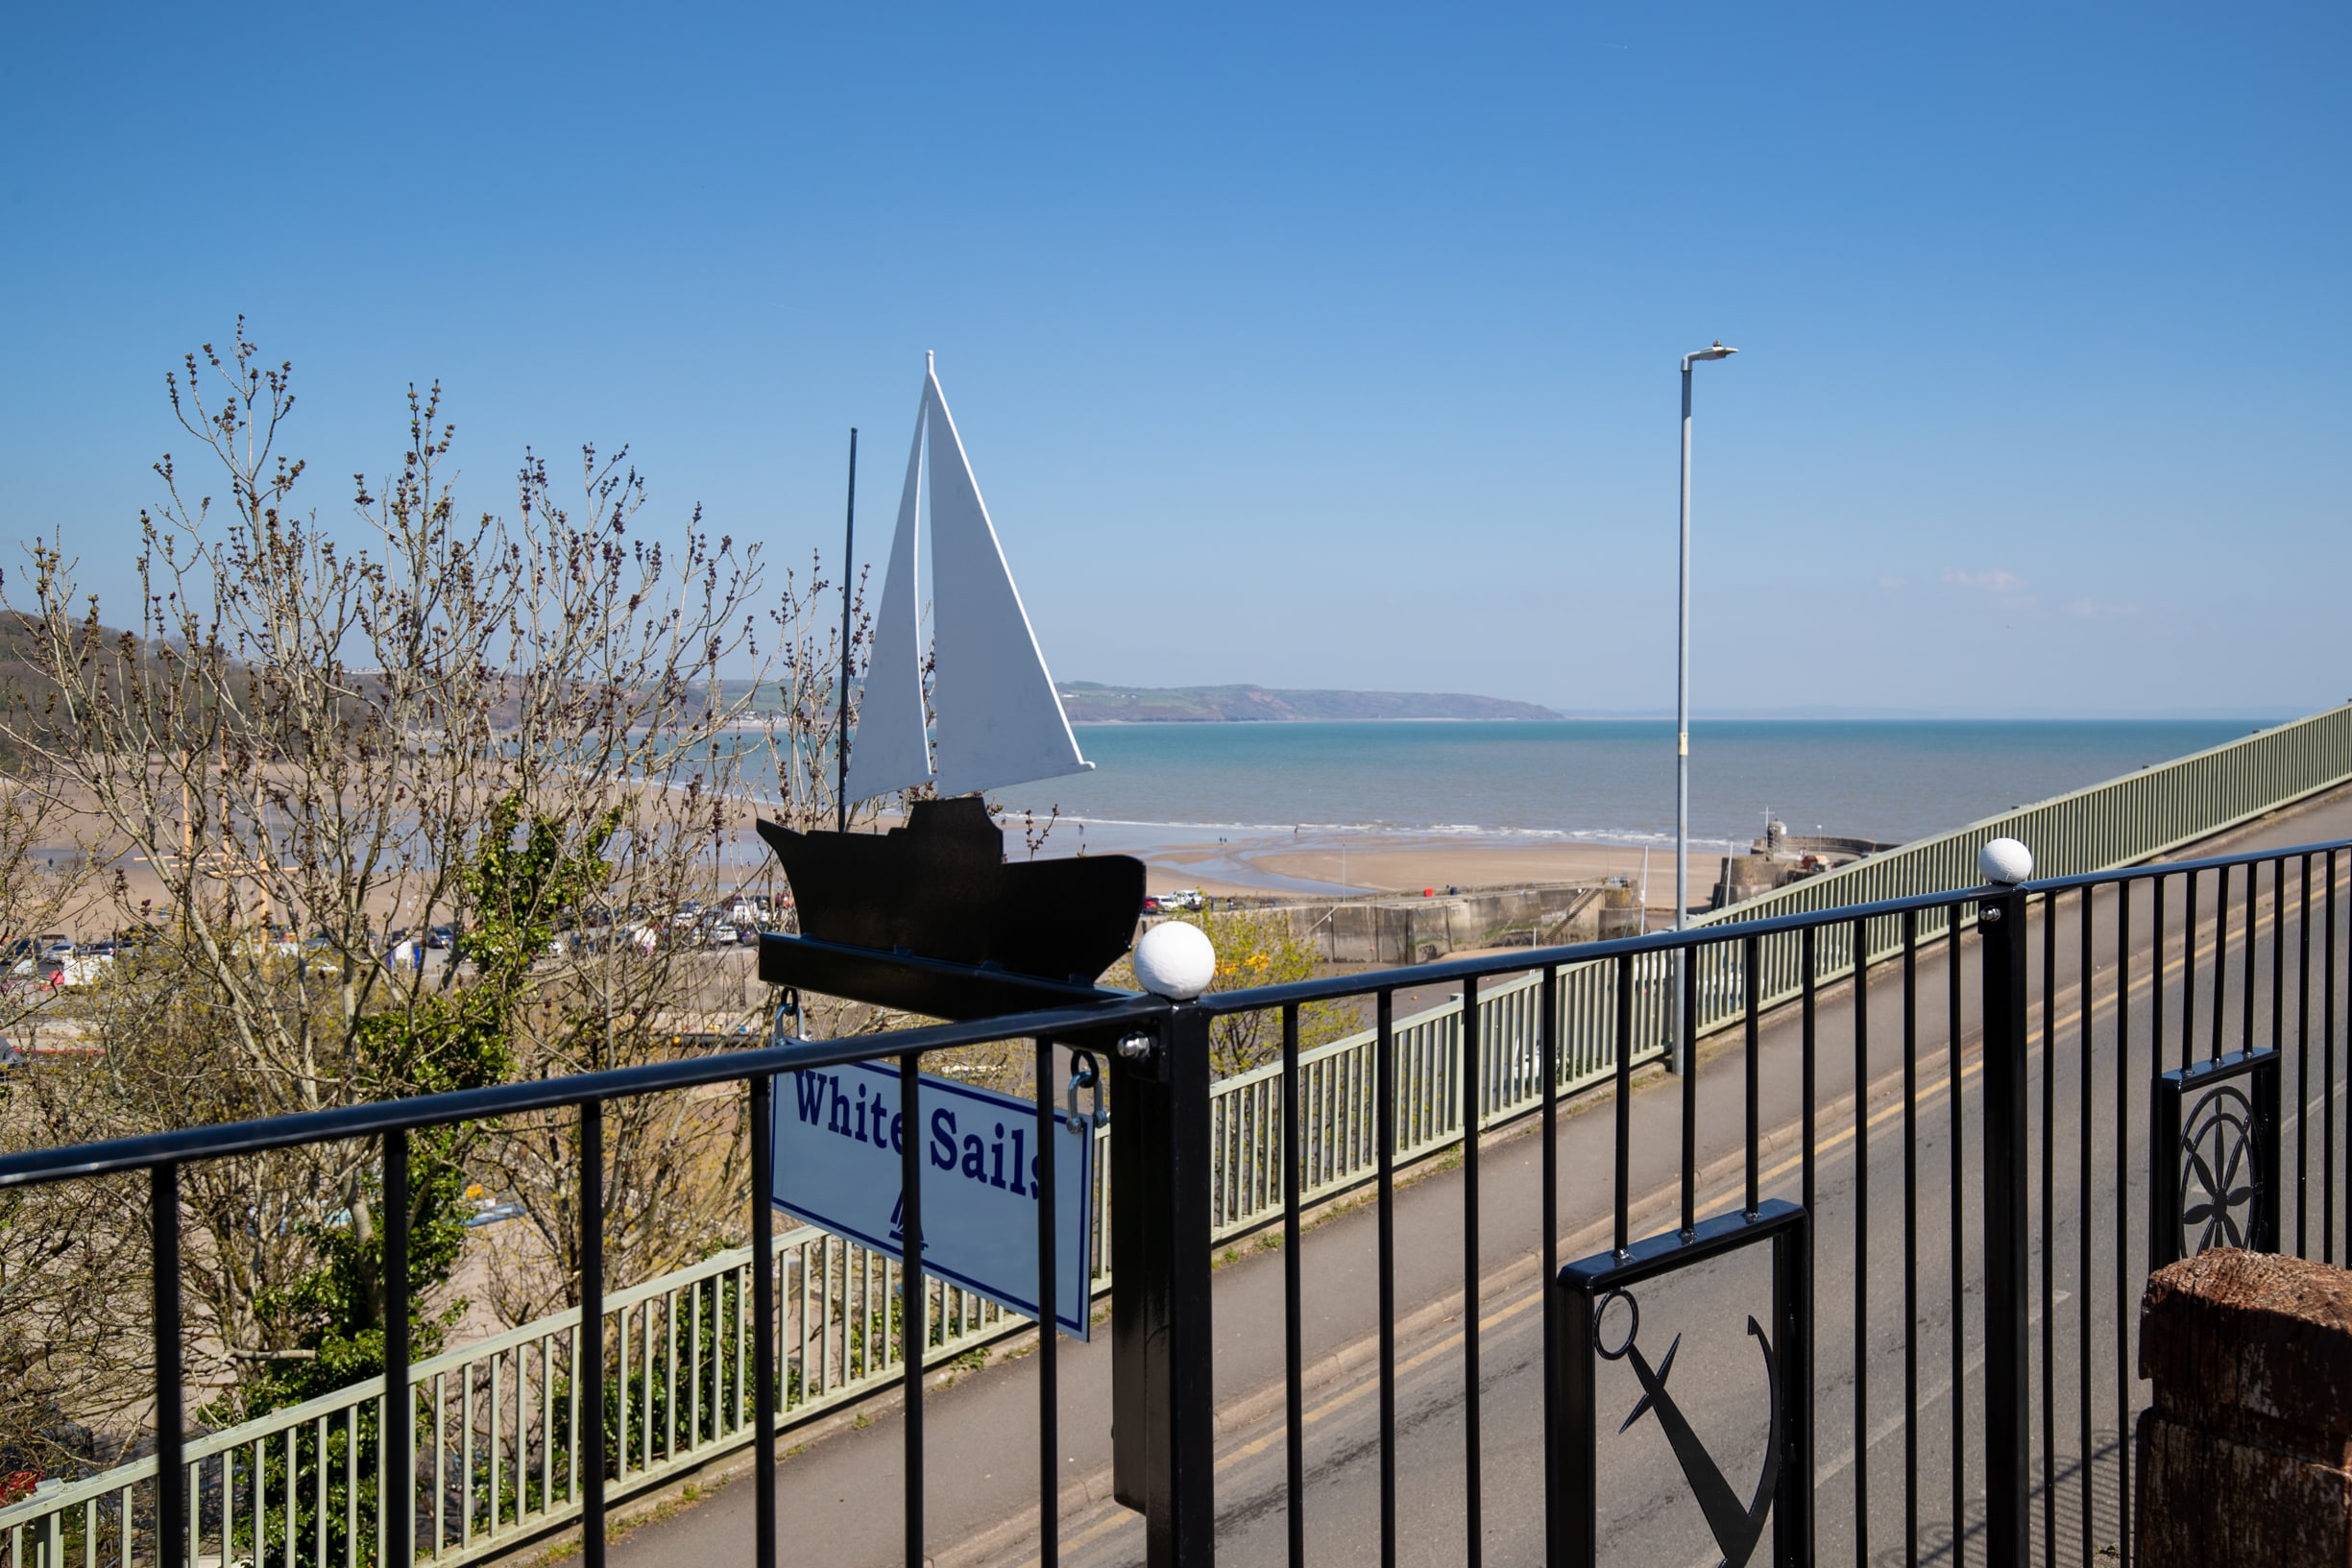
[0,992,1165,1568]
[2,836,2347,1568]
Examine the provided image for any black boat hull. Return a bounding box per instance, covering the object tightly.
[754,797,1147,996]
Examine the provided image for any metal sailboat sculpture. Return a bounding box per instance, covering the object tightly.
[755,357,1146,1017]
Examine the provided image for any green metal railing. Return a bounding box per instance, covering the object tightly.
[8,703,2348,1567]
[0,1213,1103,1568]
[1204,957,1671,1240]
[1674,703,2352,1039]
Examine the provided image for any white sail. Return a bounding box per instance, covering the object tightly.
[841,395,934,803]
[921,365,1093,798]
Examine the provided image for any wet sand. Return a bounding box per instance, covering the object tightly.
[1239,837,1681,895]
[1088,821,1715,915]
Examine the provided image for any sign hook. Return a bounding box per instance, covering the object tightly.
[1066,1049,1105,1132]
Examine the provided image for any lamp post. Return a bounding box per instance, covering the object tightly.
[1673,342,1737,1074]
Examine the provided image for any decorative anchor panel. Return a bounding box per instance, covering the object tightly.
[1551,1200,1812,1568]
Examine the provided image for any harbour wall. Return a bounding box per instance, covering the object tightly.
[1263,884,1612,965]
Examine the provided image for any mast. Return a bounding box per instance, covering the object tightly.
[840,387,933,804]
[835,427,858,833]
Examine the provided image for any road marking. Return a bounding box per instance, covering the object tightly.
[1214,1289,1545,1469]
[1009,1290,1551,1566]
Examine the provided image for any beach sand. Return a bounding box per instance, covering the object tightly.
[47,782,1719,935]
[1108,826,1708,918]
[1240,838,1678,895]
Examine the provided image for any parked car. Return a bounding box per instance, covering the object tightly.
[425,925,457,951]
[727,894,780,926]
[109,927,165,962]
[50,954,114,989]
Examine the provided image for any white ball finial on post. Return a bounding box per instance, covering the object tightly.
[1978,837,2034,887]
[1134,922,1216,1001]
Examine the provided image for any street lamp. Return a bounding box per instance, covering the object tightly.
[1673,342,1737,1075]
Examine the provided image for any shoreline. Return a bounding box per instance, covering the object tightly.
[1040,818,1730,909]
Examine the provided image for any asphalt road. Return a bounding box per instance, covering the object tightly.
[609,785,2352,1568]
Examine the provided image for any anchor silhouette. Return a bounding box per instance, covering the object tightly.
[886,1190,933,1252]
[1595,1288,1781,1568]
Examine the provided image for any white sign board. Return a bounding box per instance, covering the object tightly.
[771,1060,1096,1339]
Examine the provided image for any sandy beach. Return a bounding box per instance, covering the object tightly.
[1240,838,1680,896]
[1072,820,1706,918]
[42,784,1715,938]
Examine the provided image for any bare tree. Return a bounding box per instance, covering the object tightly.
[0,323,774,1420]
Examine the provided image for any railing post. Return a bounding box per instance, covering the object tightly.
[579,1099,606,1568]
[151,1164,184,1568]
[1977,840,2033,1568]
[383,1131,411,1568]
[1110,1001,1214,1568]
[748,1073,778,1568]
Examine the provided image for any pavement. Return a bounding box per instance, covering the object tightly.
[597,784,2352,1568]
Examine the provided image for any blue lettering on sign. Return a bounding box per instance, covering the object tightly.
[770,1060,1095,1339]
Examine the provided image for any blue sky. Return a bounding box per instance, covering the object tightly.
[3,3,2343,717]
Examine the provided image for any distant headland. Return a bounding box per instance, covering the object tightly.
[1056,682,1560,723]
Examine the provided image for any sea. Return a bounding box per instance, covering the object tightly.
[984,718,2270,856]
[712,717,2282,897]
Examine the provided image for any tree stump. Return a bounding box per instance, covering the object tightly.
[2137,1247,2352,1565]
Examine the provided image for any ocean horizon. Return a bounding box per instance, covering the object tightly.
[982,717,2272,852]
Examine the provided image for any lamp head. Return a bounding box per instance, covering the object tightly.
[1685,341,1739,364]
